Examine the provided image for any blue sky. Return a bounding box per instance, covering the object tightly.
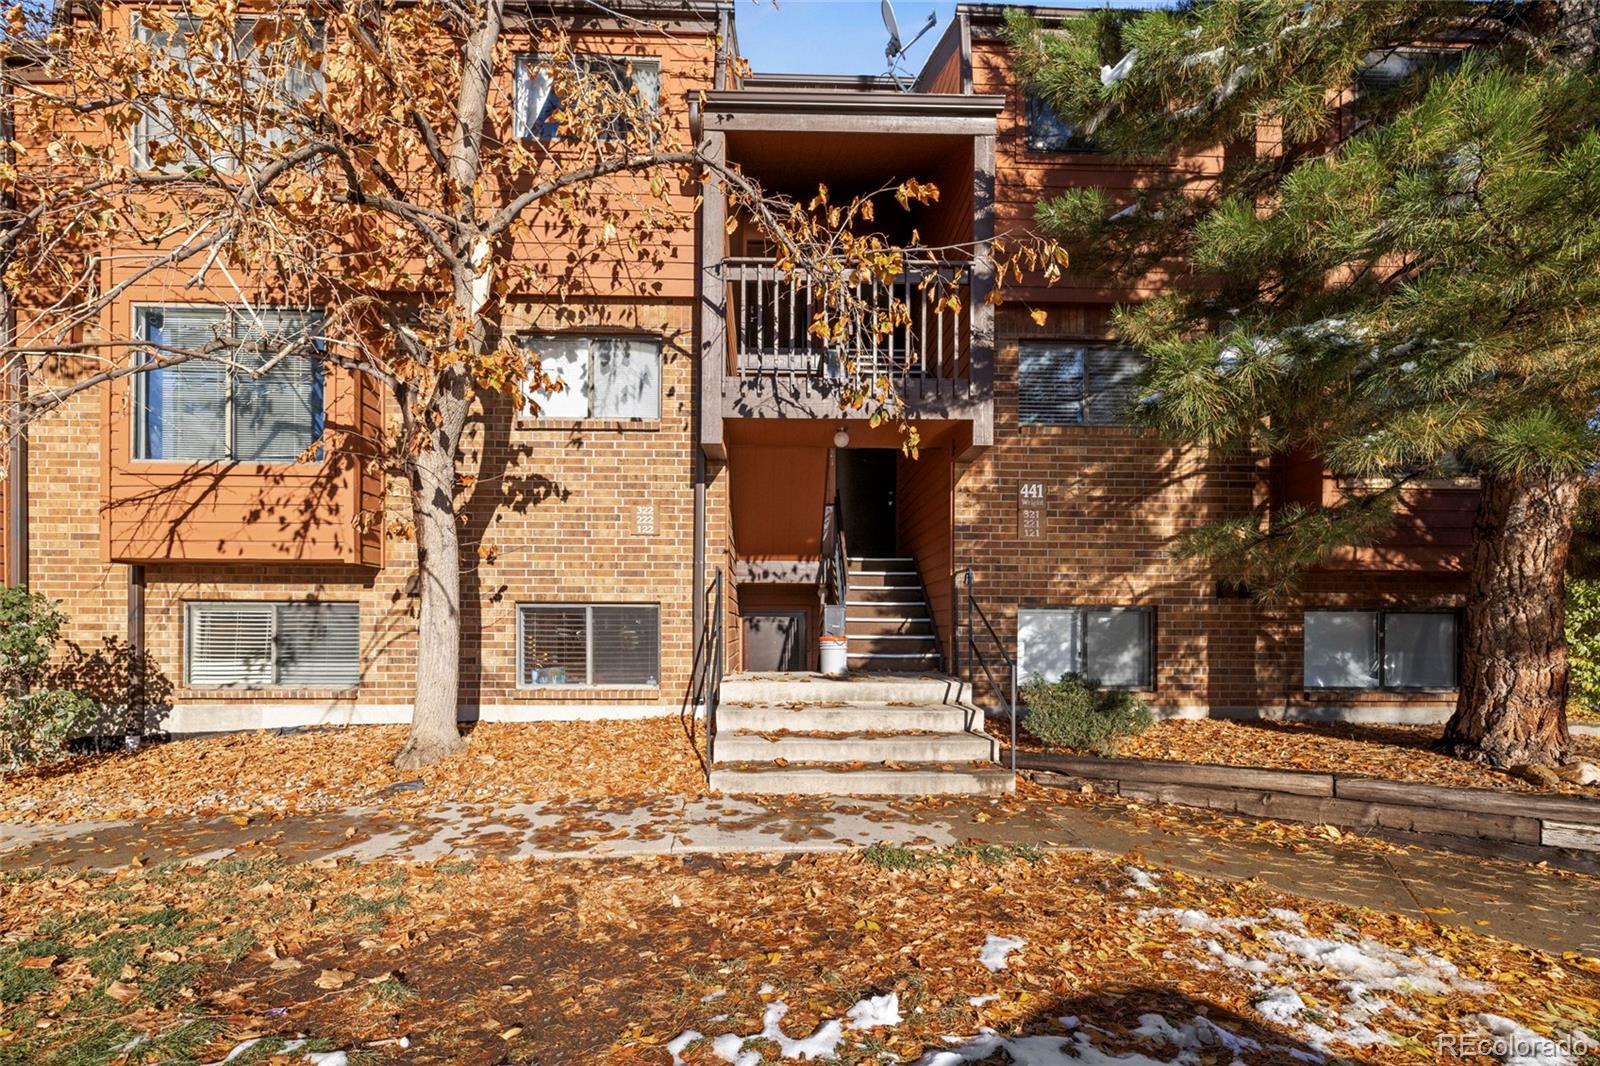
[733,0,1164,77]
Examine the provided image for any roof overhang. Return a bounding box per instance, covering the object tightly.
[700,90,1004,135]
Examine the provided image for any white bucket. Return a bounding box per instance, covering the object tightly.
[819,636,849,677]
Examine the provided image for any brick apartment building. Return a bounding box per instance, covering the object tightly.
[1,1,1474,744]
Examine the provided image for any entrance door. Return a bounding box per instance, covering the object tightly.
[837,448,897,557]
[742,612,807,672]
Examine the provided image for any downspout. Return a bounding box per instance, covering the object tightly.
[127,565,146,741]
[690,95,707,647]
[2,59,24,589]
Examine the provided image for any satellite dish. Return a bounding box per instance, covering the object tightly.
[881,0,903,59]
[881,0,938,91]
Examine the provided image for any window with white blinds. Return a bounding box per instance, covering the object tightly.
[513,54,661,142]
[1304,609,1458,690]
[186,601,360,689]
[133,306,325,462]
[1017,342,1146,426]
[1018,606,1155,689]
[522,335,661,420]
[519,604,659,686]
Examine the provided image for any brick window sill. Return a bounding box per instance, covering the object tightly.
[517,418,663,433]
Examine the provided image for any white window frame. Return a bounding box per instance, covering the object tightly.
[513,52,661,143]
[516,603,661,689]
[1302,609,1460,691]
[130,302,327,464]
[184,600,360,690]
[130,14,325,173]
[1017,605,1156,690]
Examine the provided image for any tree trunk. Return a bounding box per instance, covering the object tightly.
[1439,468,1583,768]
[394,381,473,770]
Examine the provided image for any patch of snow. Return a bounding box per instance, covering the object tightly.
[761,1003,844,1060]
[968,993,1000,1007]
[1255,986,1306,1026]
[757,982,775,995]
[847,992,902,1030]
[201,1040,348,1066]
[1471,1014,1581,1066]
[1108,203,1139,222]
[668,1030,703,1066]
[908,1015,1268,1066]
[978,935,1027,972]
[712,1032,760,1066]
[1181,46,1226,67]
[1124,866,1160,893]
[701,988,726,1003]
[1101,49,1138,86]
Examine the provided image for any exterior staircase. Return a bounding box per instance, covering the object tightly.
[708,673,1013,796]
[846,557,943,672]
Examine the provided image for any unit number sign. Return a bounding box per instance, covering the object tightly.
[1018,481,1047,538]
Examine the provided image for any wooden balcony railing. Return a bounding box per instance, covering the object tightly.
[725,257,971,383]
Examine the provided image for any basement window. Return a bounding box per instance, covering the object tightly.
[1018,607,1154,689]
[519,604,660,687]
[186,601,360,689]
[1017,342,1146,426]
[1303,609,1458,690]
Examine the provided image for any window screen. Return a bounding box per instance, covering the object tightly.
[187,601,359,689]
[514,54,661,141]
[1018,342,1144,426]
[522,335,661,420]
[1018,606,1154,688]
[134,306,325,462]
[519,604,660,686]
[1304,609,1457,690]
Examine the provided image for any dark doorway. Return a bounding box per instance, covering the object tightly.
[837,448,897,556]
[742,612,807,671]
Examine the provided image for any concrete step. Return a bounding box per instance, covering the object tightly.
[714,730,997,764]
[717,702,977,734]
[710,763,1015,796]
[848,652,943,671]
[721,672,968,706]
[846,617,936,637]
[846,634,940,655]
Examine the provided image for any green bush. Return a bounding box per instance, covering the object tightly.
[1021,672,1154,754]
[1567,578,1600,722]
[0,587,94,770]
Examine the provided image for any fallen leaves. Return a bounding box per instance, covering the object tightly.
[1033,719,1600,797]
[315,968,356,990]
[0,718,708,823]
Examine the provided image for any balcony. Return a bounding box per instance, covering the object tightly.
[726,257,971,384]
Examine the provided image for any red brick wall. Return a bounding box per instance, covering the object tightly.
[956,306,1469,715]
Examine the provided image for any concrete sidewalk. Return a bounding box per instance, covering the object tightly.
[4,792,1600,958]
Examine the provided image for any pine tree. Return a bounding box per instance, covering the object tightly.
[1007,1,1600,768]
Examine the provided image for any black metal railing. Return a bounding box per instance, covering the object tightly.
[818,494,848,612]
[691,567,725,769]
[963,568,1017,775]
[725,257,970,382]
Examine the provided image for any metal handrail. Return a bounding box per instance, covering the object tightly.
[693,567,725,769]
[963,568,1017,775]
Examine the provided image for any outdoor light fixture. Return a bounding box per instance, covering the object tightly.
[833,426,850,449]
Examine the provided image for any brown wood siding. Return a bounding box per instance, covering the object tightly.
[971,39,1224,304]
[729,444,828,559]
[898,442,954,669]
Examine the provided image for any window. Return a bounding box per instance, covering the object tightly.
[133,306,325,462]
[522,334,661,420]
[519,604,660,686]
[1018,342,1145,426]
[1303,610,1458,690]
[1025,92,1098,153]
[514,53,660,141]
[1018,607,1154,689]
[186,601,359,689]
[132,16,323,172]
